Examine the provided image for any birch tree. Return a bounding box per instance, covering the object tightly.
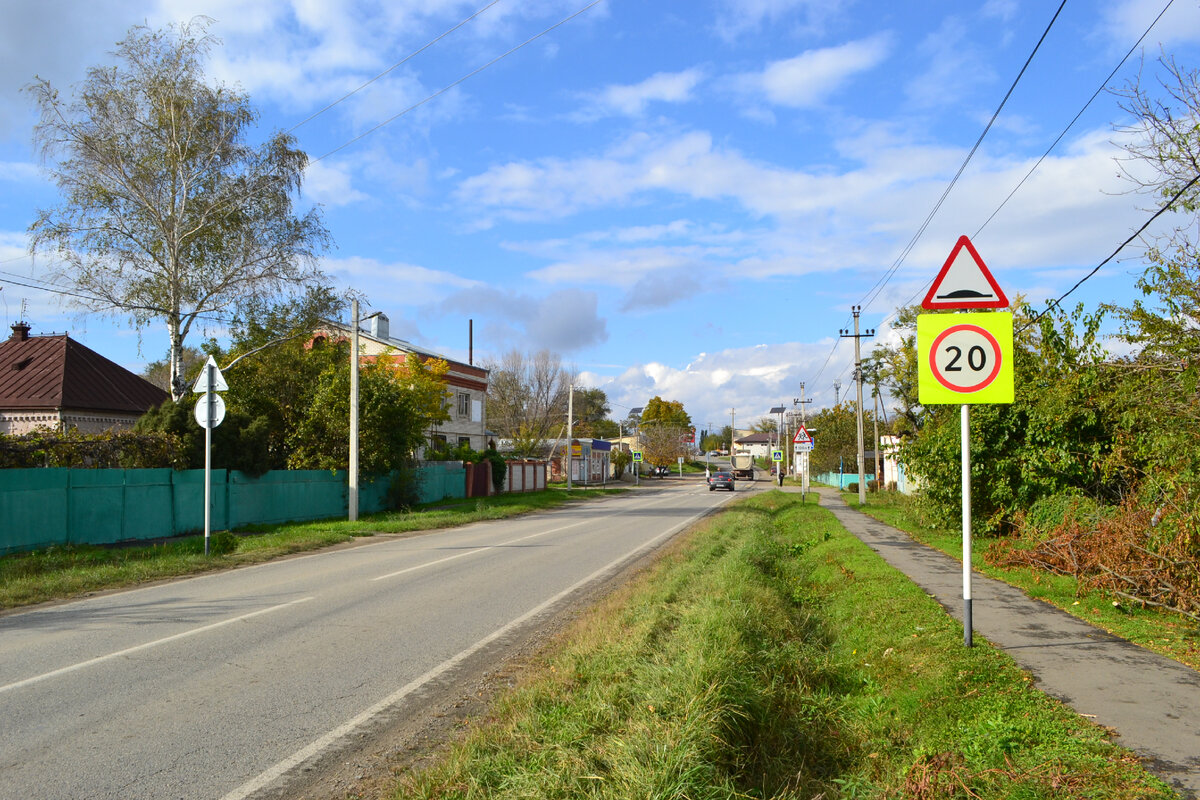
[27,19,331,399]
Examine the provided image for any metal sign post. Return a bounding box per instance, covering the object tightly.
[193,357,228,556]
[917,237,1012,648]
[961,404,972,647]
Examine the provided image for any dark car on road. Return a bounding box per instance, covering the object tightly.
[707,470,735,491]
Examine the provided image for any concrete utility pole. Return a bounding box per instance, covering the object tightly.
[873,389,882,491]
[567,384,574,490]
[349,300,360,522]
[840,306,874,505]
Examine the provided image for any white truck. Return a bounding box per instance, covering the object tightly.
[730,453,755,481]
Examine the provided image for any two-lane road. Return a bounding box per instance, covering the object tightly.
[0,479,751,800]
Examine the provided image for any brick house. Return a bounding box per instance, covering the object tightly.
[0,322,168,435]
[313,314,489,456]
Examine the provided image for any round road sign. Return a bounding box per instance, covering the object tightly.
[917,312,1014,405]
[194,392,227,429]
[929,323,1002,393]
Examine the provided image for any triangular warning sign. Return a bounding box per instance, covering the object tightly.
[922,235,1009,310]
[793,426,812,444]
[192,356,229,393]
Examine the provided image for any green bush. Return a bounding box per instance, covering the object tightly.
[846,482,859,494]
[386,466,422,511]
[0,428,185,469]
[1021,491,1104,539]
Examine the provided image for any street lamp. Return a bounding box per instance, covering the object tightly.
[769,405,786,485]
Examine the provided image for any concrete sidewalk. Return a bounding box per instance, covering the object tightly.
[811,486,1200,798]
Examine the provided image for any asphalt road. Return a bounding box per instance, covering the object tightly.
[0,479,744,800]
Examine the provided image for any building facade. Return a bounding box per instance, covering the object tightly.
[0,322,168,435]
[314,314,489,456]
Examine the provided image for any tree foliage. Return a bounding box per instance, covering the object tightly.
[638,397,692,467]
[641,396,692,429]
[484,349,576,456]
[288,352,450,474]
[27,19,331,399]
[859,55,1200,614]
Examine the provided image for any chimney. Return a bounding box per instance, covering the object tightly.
[369,313,389,341]
[10,321,30,341]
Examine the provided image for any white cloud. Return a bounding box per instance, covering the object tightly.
[905,16,992,109]
[593,337,854,430]
[0,162,42,183]
[322,256,480,308]
[303,160,368,206]
[746,34,893,109]
[713,0,846,41]
[1098,0,1200,51]
[574,68,705,120]
[439,286,608,352]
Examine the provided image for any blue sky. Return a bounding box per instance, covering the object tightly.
[3,0,1200,432]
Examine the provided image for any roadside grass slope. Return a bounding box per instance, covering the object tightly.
[390,491,1171,799]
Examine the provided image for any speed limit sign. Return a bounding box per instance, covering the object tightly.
[918,312,1013,404]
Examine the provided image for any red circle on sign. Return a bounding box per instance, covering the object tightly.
[929,324,1002,393]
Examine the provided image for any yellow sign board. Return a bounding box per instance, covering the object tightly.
[918,312,1014,405]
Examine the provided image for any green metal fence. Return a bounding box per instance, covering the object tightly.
[0,464,470,555]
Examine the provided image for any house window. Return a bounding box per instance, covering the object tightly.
[458,436,471,449]
[430,433,447,449]
[457,392,470,418]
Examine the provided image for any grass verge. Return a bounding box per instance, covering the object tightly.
[841,491,1200,672]
[0,487,625,610]
[389,491,1172,799]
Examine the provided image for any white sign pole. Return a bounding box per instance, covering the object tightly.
[204,363,214,556]
[961,403,973,648]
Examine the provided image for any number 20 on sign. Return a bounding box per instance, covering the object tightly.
[917,312,1014,405]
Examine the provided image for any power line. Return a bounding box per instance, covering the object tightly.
[1021,171,1200,332]
[312,0,604,164]
[855,0,1069,317]
[808,2,1070,397]
[972,0,1175,241]
[881,0,1175,331]
[287,0,502,134]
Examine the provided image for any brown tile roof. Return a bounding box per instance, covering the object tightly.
[0,328,168,414]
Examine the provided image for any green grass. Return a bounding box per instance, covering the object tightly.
[0,488,625,610]
[841,490,1200,672]
[389,491,1173,799]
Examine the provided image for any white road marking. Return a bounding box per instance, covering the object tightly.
[220,503,715,800]
[370,490,691,582]
[0,597,314,696]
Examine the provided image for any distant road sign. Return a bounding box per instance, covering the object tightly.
[771,449,783,462]
[793,425,813,445]
[632,450,643,462]
[922,235,1009,310]
[918,312,1014,404]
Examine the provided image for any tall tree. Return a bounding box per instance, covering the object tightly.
[638,397,692,467]
[483,349,576,457]
[27,19,331,400]
[640,396,691,429]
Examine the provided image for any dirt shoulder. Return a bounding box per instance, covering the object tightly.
[272,530,679,800]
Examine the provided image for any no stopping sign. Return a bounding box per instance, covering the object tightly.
[918,312,1014,405]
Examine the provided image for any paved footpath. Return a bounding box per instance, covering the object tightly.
[811,486,1200,798]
